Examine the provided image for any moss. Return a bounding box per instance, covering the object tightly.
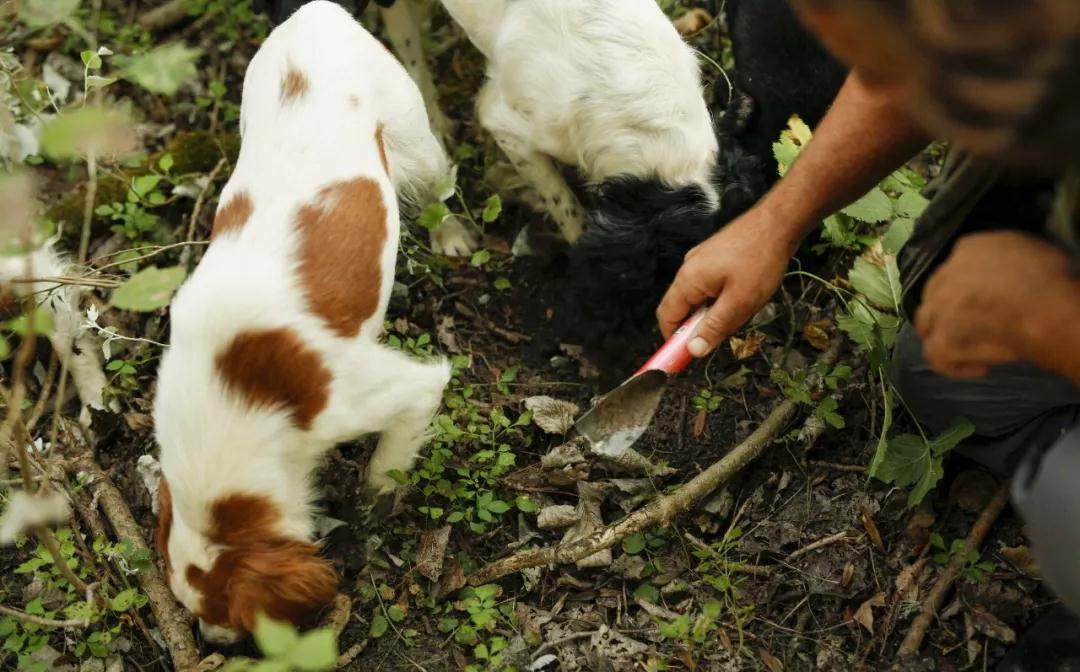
[45,131,240,237]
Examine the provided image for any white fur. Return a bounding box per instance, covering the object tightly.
[0,242,110,427]
[440,0,720,241]
[154,1,452,636]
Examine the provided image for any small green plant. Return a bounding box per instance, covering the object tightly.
[94,155,176,242]
[222,614,338,672]
[929,533,997,582]
[436,584,516,670]
[691,388,723,413]
[687,527,754,649]
[771,362,851,430]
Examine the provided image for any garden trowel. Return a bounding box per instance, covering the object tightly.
[571,307,708,456]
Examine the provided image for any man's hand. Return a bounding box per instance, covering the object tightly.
[915,231,1080,380]
[656,206,799,356]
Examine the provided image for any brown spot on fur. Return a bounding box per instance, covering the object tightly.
[210,191,254,241]
[374,125,389,173]
[155,477,173,580]
[215,328,331,430]
[296,178,387,338]
[281,67,309,103]
[186,493,338,631]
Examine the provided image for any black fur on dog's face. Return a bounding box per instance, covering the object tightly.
[553,176,720,370]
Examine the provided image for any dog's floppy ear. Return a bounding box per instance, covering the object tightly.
[225,540,339,632]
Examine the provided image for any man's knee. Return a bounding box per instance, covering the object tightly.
[1013,425,1080,616]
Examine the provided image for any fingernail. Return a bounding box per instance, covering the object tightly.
[688,337,710,358]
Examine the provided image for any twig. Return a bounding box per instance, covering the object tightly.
[784,530,852,563]
[468,339,842,585]
[0,603,90,629]
[137,0,189,31]
[181,157,228,268]
[531,630,598,659]
[336,641,369,669]
[897,480,1011,657]
[807,460,866,474]
[71,456,201,671]
[7,275,121,289]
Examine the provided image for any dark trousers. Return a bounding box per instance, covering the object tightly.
[891,324,1080,614]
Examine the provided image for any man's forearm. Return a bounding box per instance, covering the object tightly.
[758,71,931,252]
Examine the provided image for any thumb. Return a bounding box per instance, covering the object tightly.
[686,295,748,358]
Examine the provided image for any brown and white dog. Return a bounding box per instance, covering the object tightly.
[153,1,458,643]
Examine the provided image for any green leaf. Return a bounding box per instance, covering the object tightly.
[454,624,478,646]
[159,153,174,173]
[131,174,163,199]
[894,190,929,219]
[872,419,975,507]
[841,187,894,224]
[432,165,458,202]
[0,335,9,360]
[253,613,298,658]
[633,583,660,603]
[109,588,142,612]
[622,533,647,555]
[867,383,894,478]
[85,75,117,90]
[485,500,510,515]
[849,255,901,310]
[446,511,465,523]
[111,265,187,311]
[418,202,450,231]
[40,107,133,160]
[470,249,491,268]
[493,277,511,291]
[18,0,80,28]
[118,43,202,95]
[368,614,389,638]
[882,217,916,254]
[772,115,813,176]
[81,51,102,70]
[437,617,459,634]
[284,628,338,671]
[386,605,406,622]
[515,496,538,513]
[9,309,53,337]
[482,194,502,223]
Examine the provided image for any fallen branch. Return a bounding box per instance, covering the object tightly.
[897,480,1011,657]
[467,340,842,585]
[71,456,201,671]
[0,603,90,629]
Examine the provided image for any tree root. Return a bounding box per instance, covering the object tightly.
[897,480,1011,657]
[70,456,201,671]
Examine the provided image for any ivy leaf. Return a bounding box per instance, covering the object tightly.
[18,0,80,28]
[622,533,647,555]
[118,43,202,95]
[111,265,187,311]
[254,614,299,658]
[841,187,894,224]
[482,194,502,223]
[418,202,450,232]
[284,628,338,671]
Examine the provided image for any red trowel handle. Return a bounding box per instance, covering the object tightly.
[636,307,709,376]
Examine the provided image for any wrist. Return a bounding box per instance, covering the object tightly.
[754,191,820,256]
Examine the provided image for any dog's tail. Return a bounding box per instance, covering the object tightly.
[439,0,507,59]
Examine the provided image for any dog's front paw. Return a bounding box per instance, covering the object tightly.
[430,215,479,258]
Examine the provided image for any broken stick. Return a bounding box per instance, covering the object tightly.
[897,480,1011,657]
[71,456,201,671]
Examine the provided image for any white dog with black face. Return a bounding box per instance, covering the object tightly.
[154,1,457,644]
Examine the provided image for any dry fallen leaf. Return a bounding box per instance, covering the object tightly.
[562,482,612,569]
[537,505,579,530]
[803,318,833,350]
[525,396,580,435]
[999,545,1040,578]
[841,562,855,591]
[759,648,784,672]
[862,507,886,554]
[415,525,451,582]
[894,562,922,603]
[950,470,998,514]
[692,409,707,437]
[730,332,766,360]
[852,592,886,634]
[672,7,713,35]
[435,315,461,354]
[967,608,1017,644]
[675,648,696,670]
